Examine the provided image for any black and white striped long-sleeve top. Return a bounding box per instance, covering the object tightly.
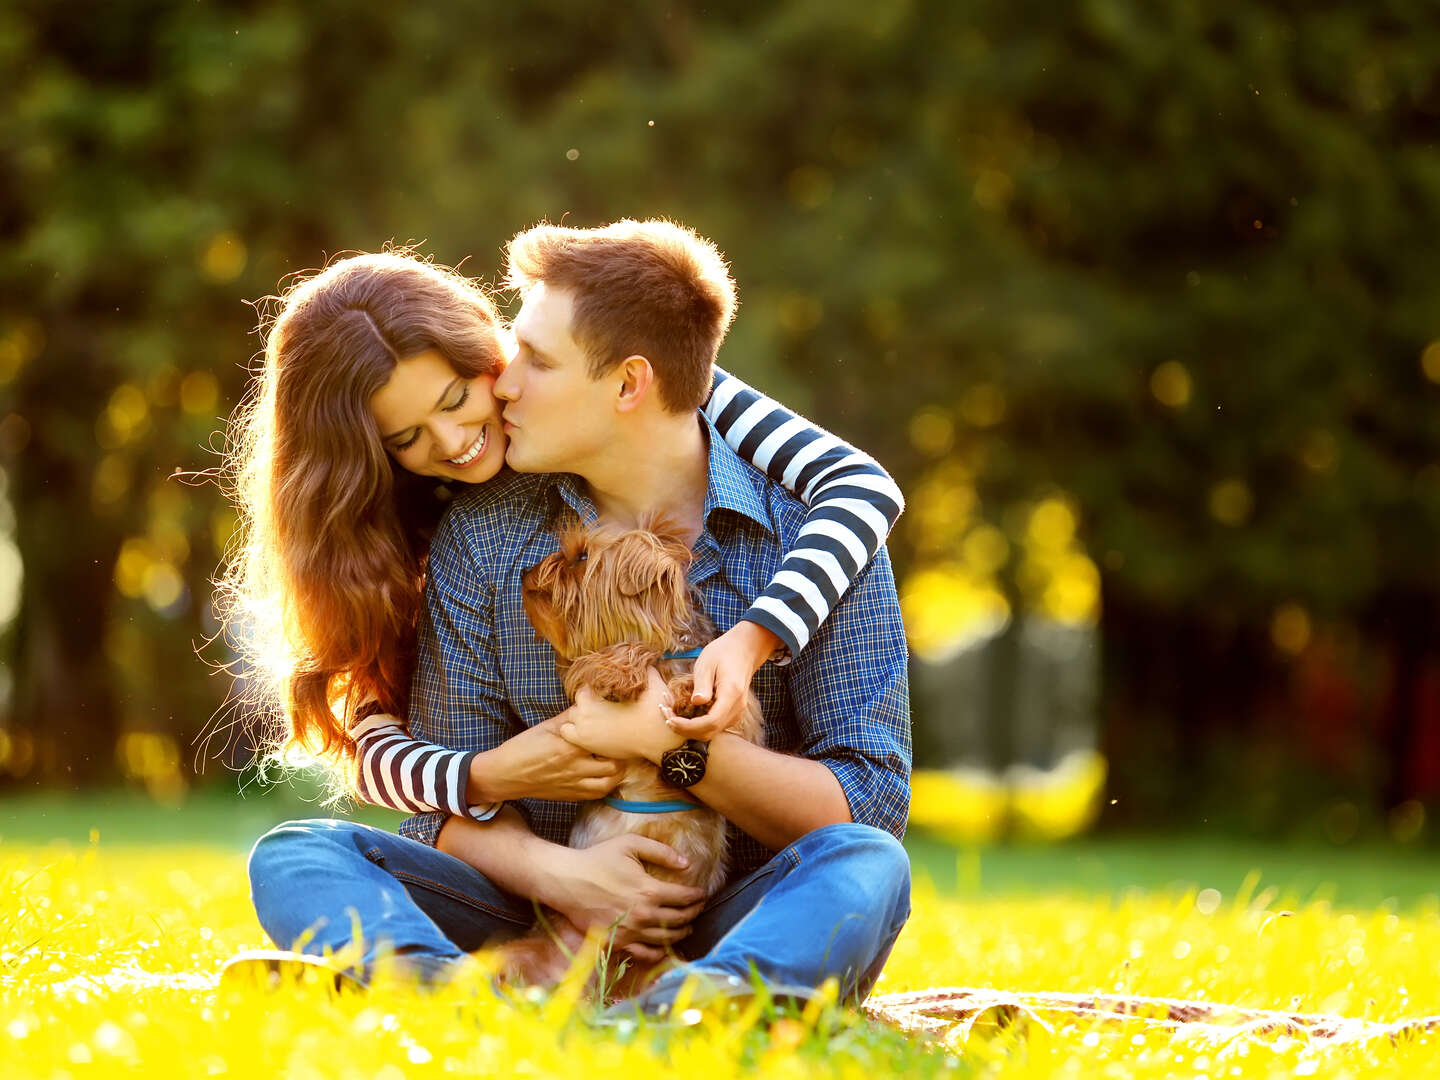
[353,364,905,820]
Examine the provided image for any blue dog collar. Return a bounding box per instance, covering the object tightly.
[662,647,703,660]
[603,796,704,814]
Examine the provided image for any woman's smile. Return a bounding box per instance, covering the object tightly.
[370,350,507,483]
[444,425,489,468]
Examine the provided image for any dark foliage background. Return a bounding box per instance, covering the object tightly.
[2,0,1437,838]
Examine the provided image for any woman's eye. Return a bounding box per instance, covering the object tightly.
[442,386,470,412]
[394,432,420,452]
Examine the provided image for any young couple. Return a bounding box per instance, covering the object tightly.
[224,219,912,1013]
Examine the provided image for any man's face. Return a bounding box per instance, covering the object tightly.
[494,283,616,475]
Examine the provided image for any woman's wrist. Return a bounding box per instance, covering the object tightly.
[738,619,784,671]
[466,746,509,805]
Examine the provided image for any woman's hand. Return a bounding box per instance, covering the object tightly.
[560,668,680,764]
[469,714,624,803]
[668,620,781,740]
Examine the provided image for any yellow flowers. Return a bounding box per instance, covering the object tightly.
[3,843,1439,1078]
[909,754,1108,843]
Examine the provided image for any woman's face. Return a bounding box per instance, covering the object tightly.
[369,349,507,483]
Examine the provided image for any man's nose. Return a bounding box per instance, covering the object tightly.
[493,364,518,402]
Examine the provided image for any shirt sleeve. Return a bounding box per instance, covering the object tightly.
[397,507,518,848]
[704,366,906,661]
[351,713,501,823]
[784,544,911,840]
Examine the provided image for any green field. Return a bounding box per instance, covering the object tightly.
[5,787,1438,910]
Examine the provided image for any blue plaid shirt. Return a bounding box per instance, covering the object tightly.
[400,414,912,882]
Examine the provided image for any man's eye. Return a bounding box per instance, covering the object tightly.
[442,386,470,413]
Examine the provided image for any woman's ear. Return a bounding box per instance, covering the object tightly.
[614,354,656,413]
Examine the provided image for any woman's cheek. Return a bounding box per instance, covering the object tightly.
[478,429,508,480]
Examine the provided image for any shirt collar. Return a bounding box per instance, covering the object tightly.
[542,413,774,538]
[698,412,774,538]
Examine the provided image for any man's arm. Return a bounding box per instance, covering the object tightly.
[436,808,705,958]
[562,548,912,852]
[687,736,855,852]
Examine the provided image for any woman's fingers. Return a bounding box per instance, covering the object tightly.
[663,699,731,741]
[689,659,716,706]
[665,710,720,739]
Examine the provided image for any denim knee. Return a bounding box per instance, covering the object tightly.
[800,823,911,919]
[247,818,349,891]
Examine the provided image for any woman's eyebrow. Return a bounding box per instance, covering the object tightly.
[382,377,460,442]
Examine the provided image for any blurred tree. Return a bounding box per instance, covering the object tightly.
[0,0,1436,825]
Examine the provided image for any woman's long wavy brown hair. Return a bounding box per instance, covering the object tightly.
[216,251,504,782]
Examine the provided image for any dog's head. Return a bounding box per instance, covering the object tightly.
[522,519,693,660]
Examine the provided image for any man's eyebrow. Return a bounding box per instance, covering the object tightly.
[515,333,548,362]
[381,377,460,443]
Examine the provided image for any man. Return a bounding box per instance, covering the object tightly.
[242,220,911,1011]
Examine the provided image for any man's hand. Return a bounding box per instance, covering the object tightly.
[669,621,781,740]
[470,714,624,803]
[560,668,682,764]
[541,834,707,960]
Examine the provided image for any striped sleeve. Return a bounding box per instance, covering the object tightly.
[704,365,906,659]
[350,713,501,823]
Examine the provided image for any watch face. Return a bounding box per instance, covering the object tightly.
[663,748,706,787]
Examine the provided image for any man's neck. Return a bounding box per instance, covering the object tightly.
[581,412,710,544]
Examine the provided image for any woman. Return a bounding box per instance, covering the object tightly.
[221,246,904,856]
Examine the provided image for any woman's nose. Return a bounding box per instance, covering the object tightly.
[435,424,470,460]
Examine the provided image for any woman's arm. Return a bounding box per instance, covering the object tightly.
[675,366,906,736]
[352,710,622,816]
[352,712,497,820]
[704,365,906,659]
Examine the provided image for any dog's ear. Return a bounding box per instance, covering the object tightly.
[614,538,689,652]
[521,554,570,652]
[638,515,695,568]
[616,557,655,598]
[614,533,676,597]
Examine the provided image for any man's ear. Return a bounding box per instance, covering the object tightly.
[614,354,656,413]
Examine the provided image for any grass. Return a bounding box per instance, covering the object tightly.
[2,790,1439,1077]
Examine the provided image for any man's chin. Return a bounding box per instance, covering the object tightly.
[505,448,538,474]
[506,438,568,475]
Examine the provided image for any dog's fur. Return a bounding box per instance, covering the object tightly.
[498,517,764,990]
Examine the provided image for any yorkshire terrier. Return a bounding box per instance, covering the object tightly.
[498,517,764,991]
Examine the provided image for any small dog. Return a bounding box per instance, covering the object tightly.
[498,517,764,991]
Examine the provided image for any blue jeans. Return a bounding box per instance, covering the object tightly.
[247,819,911,1002]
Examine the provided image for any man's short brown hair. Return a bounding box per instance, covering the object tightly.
[504,219,737,413]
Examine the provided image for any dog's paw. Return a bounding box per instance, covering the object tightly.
[666,674,707,719]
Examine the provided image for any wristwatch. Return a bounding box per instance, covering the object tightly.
[659,739,709,788]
